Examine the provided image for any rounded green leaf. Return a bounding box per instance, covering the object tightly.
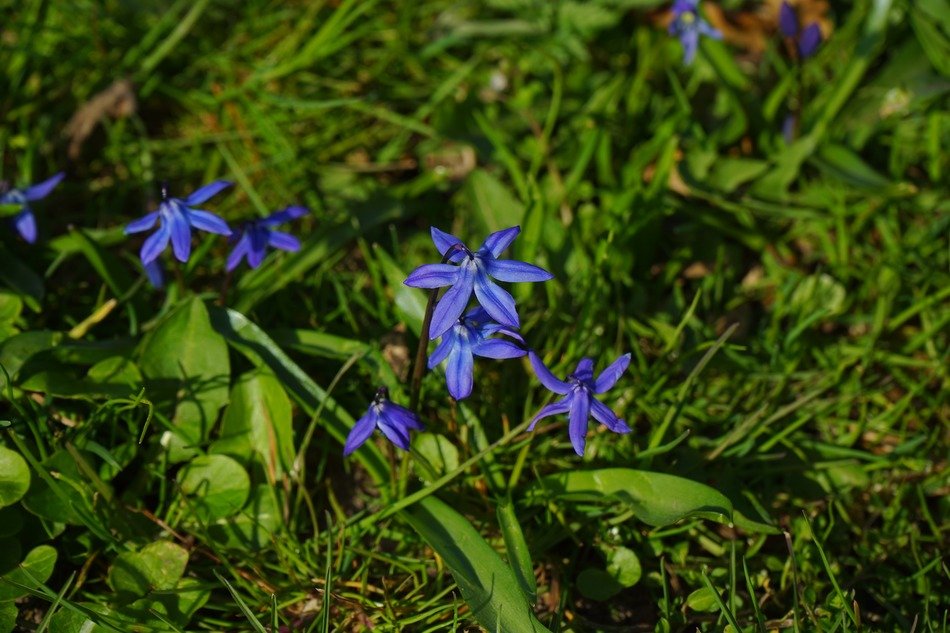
[0,545,58,602]
[686,587,720,613]
[177,455,250,522]
[0,602,16,633]
[577,567,623,601]
[607,546,642,588]
[0,446,29,509]
[108,541,189,599]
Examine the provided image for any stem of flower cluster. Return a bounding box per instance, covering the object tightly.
[408,244,465,412]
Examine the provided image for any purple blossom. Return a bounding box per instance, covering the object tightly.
[0,172,65,243]
[226,205,307,271]
[668,0,722,65]
[528,351,632,456]
[404,226,553,340]
[144,260,165,289]
[125,180,233,265]
[343,388,424,456]
[778,2,822,58]
[429,307,526,400]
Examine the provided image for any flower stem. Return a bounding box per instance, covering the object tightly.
[218,268,233,306]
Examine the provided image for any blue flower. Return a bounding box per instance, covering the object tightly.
[429,307,526,400]
[124,180,233,265]
[668,0,722,65]
[528,351,632,456]
[779,1,822,58]
[226,205,307,271]
[0,172,65,243]
[144,260,165,289]
[344,388,424,456]
[404,226,553,340]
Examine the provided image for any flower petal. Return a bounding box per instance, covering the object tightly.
[473,272,519,328]
[798,23,822,58]
[12,209,36,243]
[680,28,700,65]
[246,227,269,269]
[169,211,192,262]
[183,180,232,206]
[343,409,379,456]
[528,351,570,395]
[226,232,251,272]
[472,339,525,360]
[23,172,65,201]
[382,402,424,431]
[778,1,798,37]
[377,420,411,451]
[262,205,308,226]
[445,343,475,400]
[590,397,630,434]
[404,263,459,289]
[697,21,722,40]
[144,260,165,288]
[528,396,571,430]
[568,392,591,456]
[430,226,466,262]
[125,211,160,234]
[478,226,520,258]
[594,353,630,394]
[487,259,554,283]
[267,230,300,252]
[427,334,455,369]
[573,358,595,384]
[187,209,231,235]
[428,263,475,340]
[140,223,171,265]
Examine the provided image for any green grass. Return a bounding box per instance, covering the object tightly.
[1,0,948,631]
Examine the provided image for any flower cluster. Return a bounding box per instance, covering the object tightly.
[0,173,65,243]
[779,1,822,59]
[668,0,722,65]
[343,225,632,458]
[124,180,306,286]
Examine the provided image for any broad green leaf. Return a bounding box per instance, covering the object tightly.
[108,541,189,600]
[607,546,642,587]
[140,297,230,449]
[497,495,537,604]
[123,577,210,627]
[577,567,622,601]
[208,484,281,550]
[374,245,425,336]
[412,433,459,482]
[0,330,61,393]
[177,454,250,522]
[209,307,389,485]
[0,544,57,602]
[402,496,552,633]
[0,602,14,633]
[19,355,142,399]
[270,328,370,360]
[464,169,525,235]
[707,158,769,193]
[528,468,776,532]
[0,293,22,343]
[0,447,29,509]
[213,370,295,483]
[21,450,85,525]
[686,587,720,612]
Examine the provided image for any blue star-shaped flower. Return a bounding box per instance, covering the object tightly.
[429,307,526,400]
[404,226,553,340]
[226,205,307,271]
[124,180,233,265]
[528,351,632,456]
[0,172,65,243]
[668,0,723,65]
[779,1,822,58]
[343,388,424,456]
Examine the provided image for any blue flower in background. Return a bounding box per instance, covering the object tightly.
[226,205,307,271]
[668,0,722,65]
[528,351,632,456]
[429,307,526,400]
[144,260,165,289]
[404,226,553,340]
[779,1,822,58]
[344,387,424,456]
[125,180,233,265]
[0,172,65,243]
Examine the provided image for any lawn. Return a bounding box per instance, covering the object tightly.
[0,0,947,631]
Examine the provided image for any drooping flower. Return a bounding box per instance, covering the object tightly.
[226,205,307,271]
[144,260,164,289]
[668,0,722,65]
[0,172,65,243]
[528,351,632,456]
[428,307,526,400]
[343,387,424,456]
[404,226,553,340]
[124,180,233,265]
[779,1,822,58]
